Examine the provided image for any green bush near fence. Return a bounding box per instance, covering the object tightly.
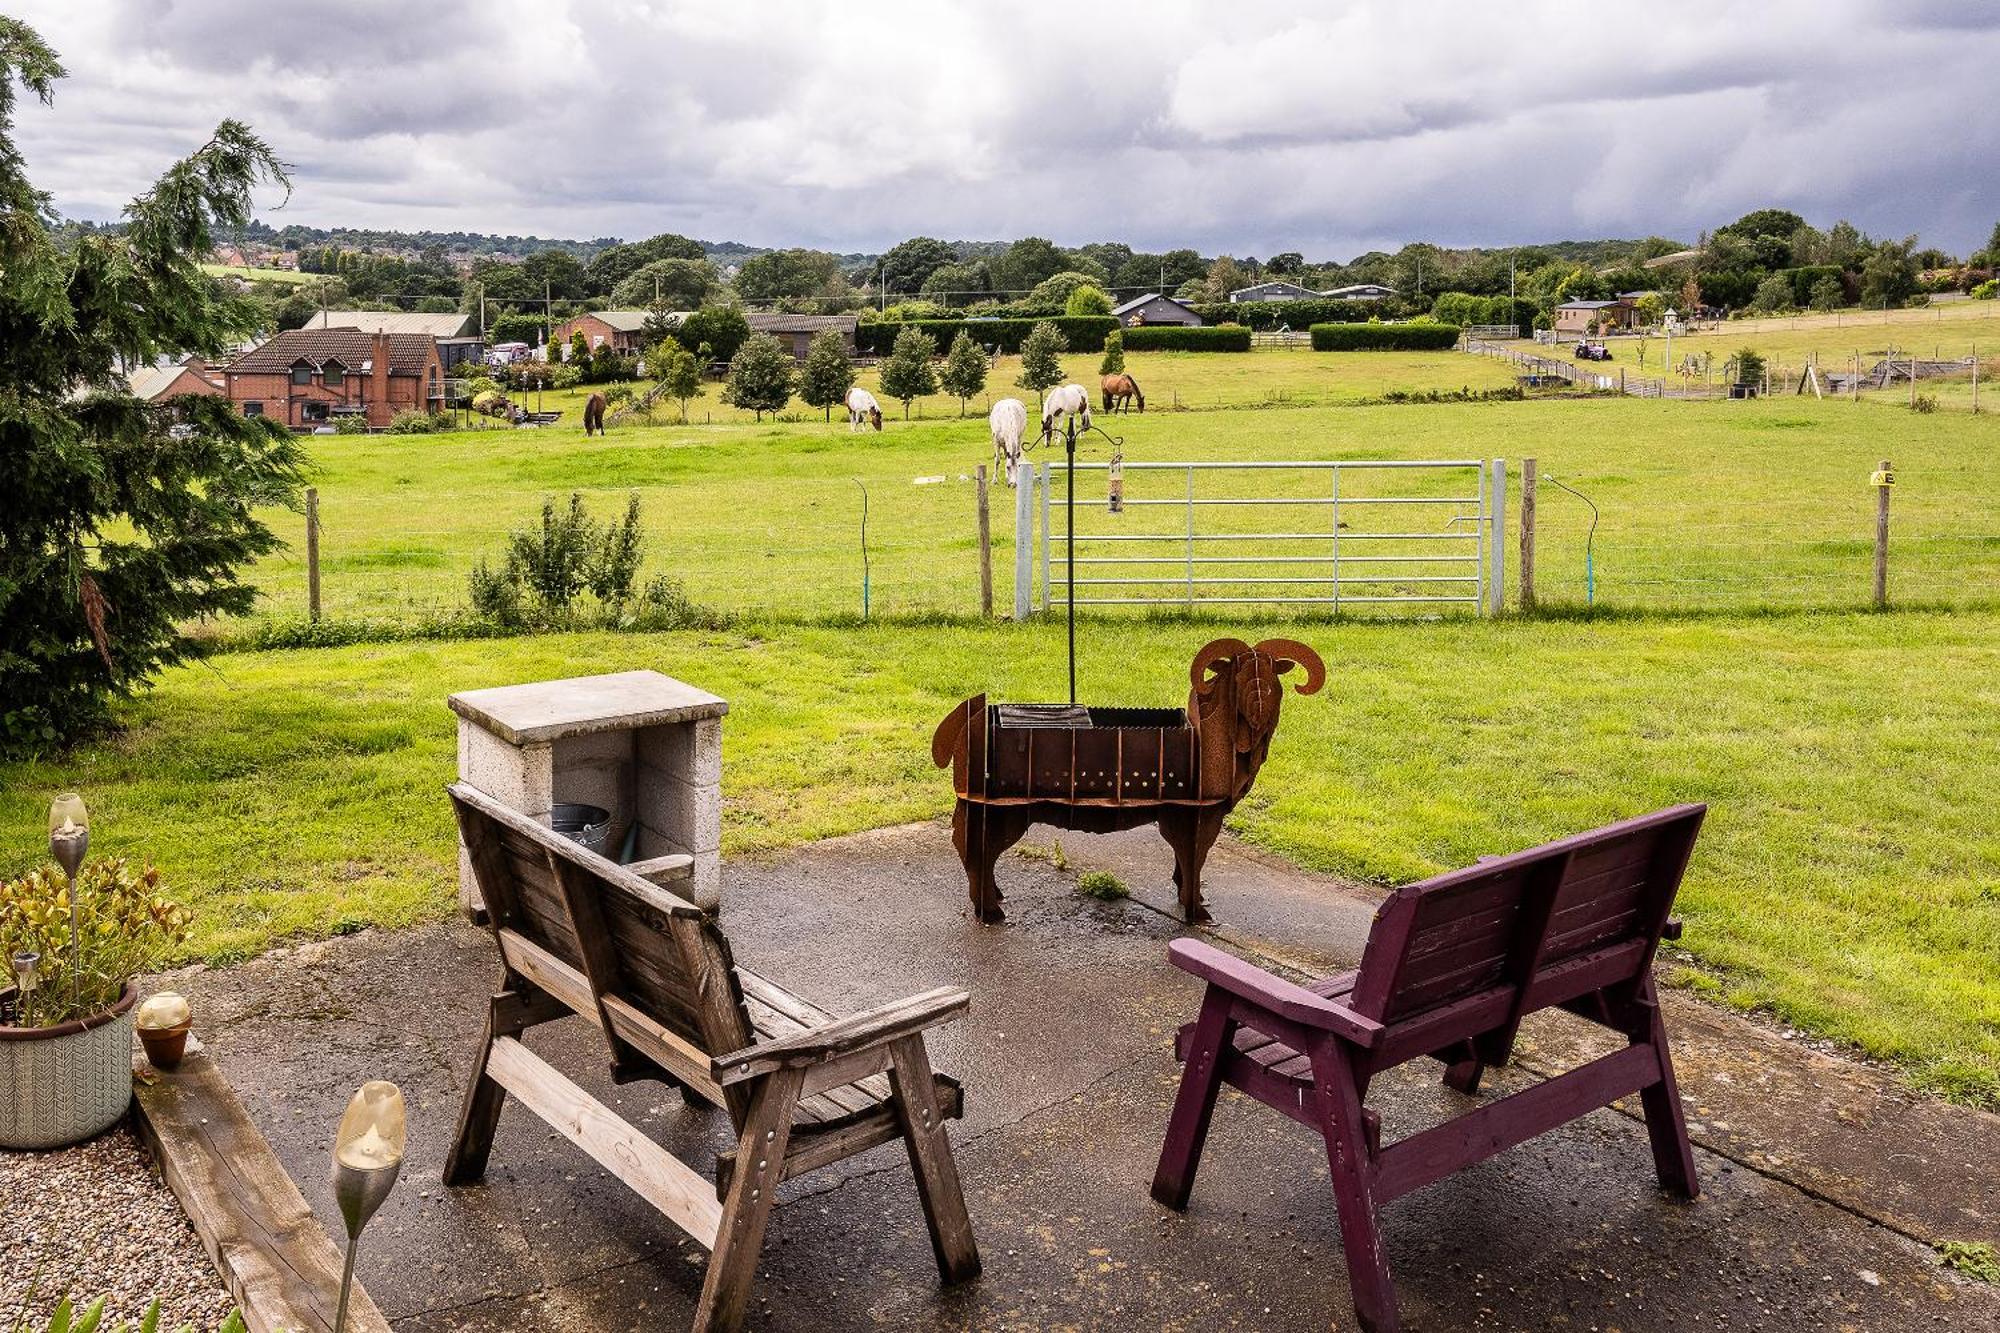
[1122,325,1252,352]
[855,316,1117,356]
[1310,322,1464,351]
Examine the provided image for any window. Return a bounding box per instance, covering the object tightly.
[322,359,345,388]
[290,360,312,386]
[242,401,263,418]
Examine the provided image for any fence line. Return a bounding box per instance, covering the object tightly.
[1461,337,1720,400]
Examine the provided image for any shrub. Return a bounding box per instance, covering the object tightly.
[671,306,752,364]
[330,413,370,434]
[469,492,649,625]
[0,859,192,1027]
[1099,328,1125,376]
[1064,284,1113,317]
[467,556,523,627]
[1075,870,1129,901]
[385,410,445,434]
[1912,392,1938,414]
[854,316,1116,356]
[631,575,728,631]
[1733,347,1766,386]
[1972,279,1998,300]
[18,1297,245,1333]
[1310,322,1462,351]
[1123,326,1251,352]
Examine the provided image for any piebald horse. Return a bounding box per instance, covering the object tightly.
[844,386,883,432]
[989,397,1030,486]
[1039,383,1092,443]
[1100,372,1143,414]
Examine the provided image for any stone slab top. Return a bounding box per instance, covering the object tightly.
[448,670,728,744]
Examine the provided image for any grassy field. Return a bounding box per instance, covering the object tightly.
[255,381,2000,626]
[3,611,1995,1104]
[202,262,319,285]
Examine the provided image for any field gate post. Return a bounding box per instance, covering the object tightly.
[1488,459,1506,616]
[1013,464,1034,619]
[1519,458,1537,613]
[976,465,993,617]
[305,486,322,622]
[1874,459,1892,609]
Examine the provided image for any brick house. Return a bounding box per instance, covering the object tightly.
[550,311,651,354]
[744,312,858,359]
[127,357,225,402]
[223,329,443,429]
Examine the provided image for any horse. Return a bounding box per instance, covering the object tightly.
[582,392,606,435]
[844,386,883,432]
[989,397,1029,486]
[1039,383,1092,443]
[1101,372,1144,414]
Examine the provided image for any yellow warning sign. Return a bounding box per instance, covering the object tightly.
[1870,469,1895,487]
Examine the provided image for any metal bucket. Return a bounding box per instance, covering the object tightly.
[550,803,612,852]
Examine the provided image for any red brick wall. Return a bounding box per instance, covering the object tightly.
[226,361,438,428]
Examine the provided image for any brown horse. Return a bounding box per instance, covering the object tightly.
[1101,372,1144,414]
[582,392,606,435]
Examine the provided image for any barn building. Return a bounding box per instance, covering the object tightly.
[1111,293,1205,327]
[1229,280,1322,303]
[745,312,858,359]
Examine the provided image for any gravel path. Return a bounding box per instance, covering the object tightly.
[0,1121,236,1331]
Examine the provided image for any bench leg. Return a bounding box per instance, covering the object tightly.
[694,1068,803,1333]
[889,1035,982,1284]
[1151,985,1235,1211]
[1308,1036,1400,1333]
[1634,985,1699,1200]
[1436,1039,1484,1095]
[445,987,558,1185]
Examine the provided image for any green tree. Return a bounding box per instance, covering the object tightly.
[521,248,589,301]
[610,257,719,310]
[671,306,751,363]
[1266,252,1305,275]
[720,332,794,420]
[1202,256,1250,302]
[990,236,1069,295]
[1064,283,1113,317]
[1749,274,1794,314]
[877,236,958,295]
[1860,236,1919,308]
[1016,320,1068,401]
[797,328,856,421]
[733,247,847,304]
[584,232,706,296]
[654,339,704,423]
[1099,328,1125,376]
[918,261,989,306]
[0,17,305,752]
[938,330,987,416]
[878,326,939,418]
[568,330,589,364]
[1808,274,1845,311]
[1023,270,1098,312]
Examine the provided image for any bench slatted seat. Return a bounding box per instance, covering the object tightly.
[442,782,980,1332]
[1151,804,1705,1333]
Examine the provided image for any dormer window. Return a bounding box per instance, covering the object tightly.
[322,358,346,388]
[290,359,313,387]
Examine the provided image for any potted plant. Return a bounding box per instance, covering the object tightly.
[1,800,192,1150]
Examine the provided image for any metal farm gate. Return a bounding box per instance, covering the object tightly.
[1021,459,1507,617]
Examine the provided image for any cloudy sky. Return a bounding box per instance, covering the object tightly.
[12,1,2000,258]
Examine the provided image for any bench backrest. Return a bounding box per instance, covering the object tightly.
[449,782,755,1085]
[1348,805,1705,1032]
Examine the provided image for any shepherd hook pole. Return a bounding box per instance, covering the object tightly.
[1066,415,1077,705]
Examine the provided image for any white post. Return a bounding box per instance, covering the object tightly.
[1040,462,1052,613]
[1013,463,1034,620]
[1488,459,1507,616]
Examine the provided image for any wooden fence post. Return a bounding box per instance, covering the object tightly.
[1873,460,1892,609]
[305,486,321,622]
[1519,458,1537,612]
[976,465,993,617]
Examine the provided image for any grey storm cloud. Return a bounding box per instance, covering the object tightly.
[10,0,2000,256]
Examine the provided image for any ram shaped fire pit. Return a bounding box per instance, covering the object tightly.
[931,638,1324,924]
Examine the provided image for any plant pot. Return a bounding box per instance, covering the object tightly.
[0,982,137,1150]
[137,1019,192,1071]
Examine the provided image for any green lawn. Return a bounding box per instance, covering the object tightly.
[4,611,1996,1105]
[253,387,2000,626]
[201,262,319,285]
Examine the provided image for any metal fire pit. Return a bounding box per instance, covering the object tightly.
[932,637,1323,924]
[550,802,611,852]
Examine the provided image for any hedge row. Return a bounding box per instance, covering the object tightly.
[1121,325,1251,352]
[1185,298,1405,329]
[1309,322,1463,351]
[855,316,1117,356]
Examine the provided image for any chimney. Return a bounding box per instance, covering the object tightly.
[371,330,391,424]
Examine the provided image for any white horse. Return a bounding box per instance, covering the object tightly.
[989,397,1029,486]
[1040,383,1092,442]
[844,386,883,432]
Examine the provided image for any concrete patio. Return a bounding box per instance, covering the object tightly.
[169,822,2000,1331]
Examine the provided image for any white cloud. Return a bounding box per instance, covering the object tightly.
[9,0,1998,255]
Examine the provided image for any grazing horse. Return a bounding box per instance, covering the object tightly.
[1039,383,1092,443]
[582,392,607,435]
[844,386,884,432]
[1101,372,1144,414]
[989,397,1030,486]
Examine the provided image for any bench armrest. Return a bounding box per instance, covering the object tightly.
[712,986,969,1086]
[1168,939,1382,1047]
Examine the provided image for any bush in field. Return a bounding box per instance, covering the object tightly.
[471,491,644,624]
[550,362,583,389]
[331,413,370,434]
[1064,284,1113,317]
[798,328,856,421]
[386,410,445,433]
[1750,274,1794,314]
[939,329,988,416]
[1734,347,1766,386]
[568,330,589,364]
[721,331,794,420]
[879,325,939,418]
[1972,279,1998,300]
[1309,323,1461,351]
[1099,328,1125,376]
[653,339,704,422]
[1016,320,1068,399]
[672,306,751,364]
[1809,274,1845,311]
[1123,326,1251,352]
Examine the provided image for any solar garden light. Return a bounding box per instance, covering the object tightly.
[9,950,40,1025]
[331,1080,407,1333]
[47,793,88,1009]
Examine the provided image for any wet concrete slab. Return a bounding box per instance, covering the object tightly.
[168,821,2000,1330]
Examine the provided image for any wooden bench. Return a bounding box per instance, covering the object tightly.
[1151,804,1705,1333]
[442,782,980,1332]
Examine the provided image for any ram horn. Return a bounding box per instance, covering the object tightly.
[1188,638,1253,688]
[1253,638,1325,695]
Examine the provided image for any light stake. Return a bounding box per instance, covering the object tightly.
[330,1080,407,1333]
[47,794,88,1009]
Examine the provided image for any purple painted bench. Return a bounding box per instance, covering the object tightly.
[1151,804,1706,1333]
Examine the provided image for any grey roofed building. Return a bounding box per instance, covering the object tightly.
[314,309,477,338]
[1228,280,1321,303]
[745,311,858,358]
[586,310,654,334]
[1110,293,1204,327]
[1320,283,1397,300]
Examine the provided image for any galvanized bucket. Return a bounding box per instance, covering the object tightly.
[0,982,137,1149]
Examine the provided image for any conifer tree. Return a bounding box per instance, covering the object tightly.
[797,329,856,421]
[879,326,939,418]
[938,330,988,417]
